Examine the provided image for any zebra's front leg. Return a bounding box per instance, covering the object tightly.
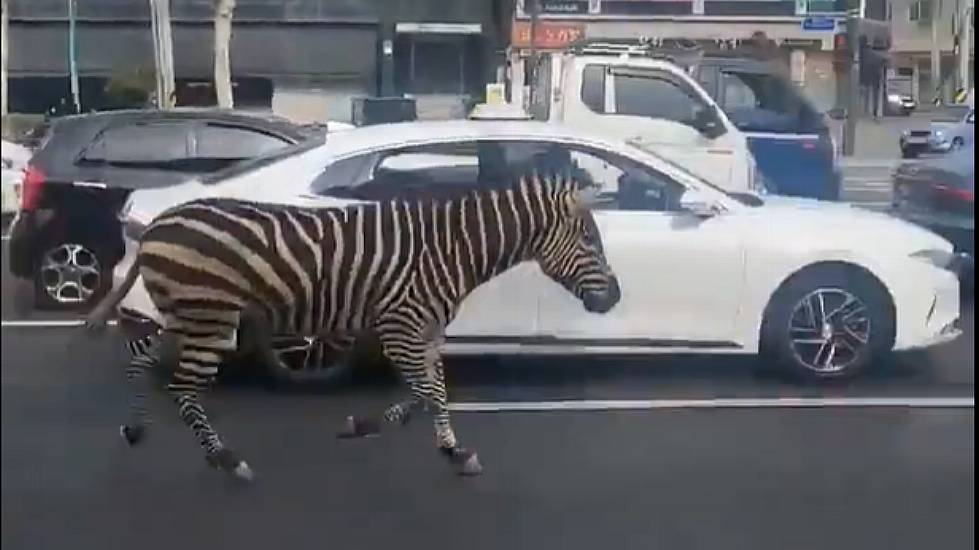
[429,356,482,476]
[345,327,481,476]
[337,394,426,438]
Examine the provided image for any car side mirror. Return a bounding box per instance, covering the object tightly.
[678,190,719,218]
[692,105,727,139]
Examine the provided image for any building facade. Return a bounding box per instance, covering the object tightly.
[506,0,893,112]
[4,0,514,122]
[885,0,974,103]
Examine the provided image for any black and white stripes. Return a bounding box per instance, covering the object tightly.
[123,172,620,479]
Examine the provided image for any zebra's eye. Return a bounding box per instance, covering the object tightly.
[582,229,597,246]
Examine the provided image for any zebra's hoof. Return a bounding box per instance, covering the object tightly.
[119,424,145,446]
[447,448,483,476]
[337,416,380,439]
[205,448,251,479]
[233,461,256,482]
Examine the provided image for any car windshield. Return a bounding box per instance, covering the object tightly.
[626,138,765,206]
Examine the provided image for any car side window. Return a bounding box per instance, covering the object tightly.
[719,70,819,132]
[80,122,192,165]
[611,69,701,126]
[311,142,481,201]
[581,64,606,114]
[195,124,291,161]
[494,140,684,213]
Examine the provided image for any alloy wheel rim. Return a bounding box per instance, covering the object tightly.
[788,288,871,373]
[39,243,102,304]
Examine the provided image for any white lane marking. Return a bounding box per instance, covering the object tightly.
[1,319,117,327]
[449,397,974,412]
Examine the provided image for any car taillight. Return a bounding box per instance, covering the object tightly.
[931,183,974,202]
[21,165,46,211]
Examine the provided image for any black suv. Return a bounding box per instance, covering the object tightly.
[8,108,321,310]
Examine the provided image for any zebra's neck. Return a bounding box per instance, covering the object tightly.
[446,175,568,298]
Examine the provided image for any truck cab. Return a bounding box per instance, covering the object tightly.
[526,42,760,196]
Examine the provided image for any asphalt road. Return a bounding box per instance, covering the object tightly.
[2,240,975,550]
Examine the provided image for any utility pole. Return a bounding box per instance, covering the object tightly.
[843,3,863,156]
[931,0,942,104]
[67,0,80,113]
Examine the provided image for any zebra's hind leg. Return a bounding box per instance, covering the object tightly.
[166,326,255,482]
[119,331,161,446]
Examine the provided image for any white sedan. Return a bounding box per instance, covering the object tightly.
[115,119,964,381]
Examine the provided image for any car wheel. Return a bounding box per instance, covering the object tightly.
[761,266,894,382]
[33,239,110,311]
[952,137,965,150]
[256,336,358,392]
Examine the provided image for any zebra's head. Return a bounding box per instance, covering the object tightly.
[534,179,621,314]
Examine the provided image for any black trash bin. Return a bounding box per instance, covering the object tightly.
[351,97,418,126]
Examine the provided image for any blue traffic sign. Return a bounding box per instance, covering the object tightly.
[802,16,836,31]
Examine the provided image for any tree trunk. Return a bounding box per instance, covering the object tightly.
[931,0,943,104]
[1,0,8,117]
[150,0,176,109]
[213,0,236,109]
[958,0,973,93]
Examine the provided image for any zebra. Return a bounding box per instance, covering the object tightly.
[110,171,620,480]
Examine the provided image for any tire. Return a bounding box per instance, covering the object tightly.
[33,238,111,312]
[952,137,965,150]
[760,265,894,382]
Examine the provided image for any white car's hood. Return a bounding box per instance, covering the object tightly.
[749,194,953,254]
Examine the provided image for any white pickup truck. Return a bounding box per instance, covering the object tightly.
[522,43,760,195]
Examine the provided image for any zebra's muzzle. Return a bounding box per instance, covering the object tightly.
[581,275,620,314]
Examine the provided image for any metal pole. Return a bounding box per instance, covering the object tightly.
[67,0,80,113]
[843,11,859,156]
[527,0,539,104]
